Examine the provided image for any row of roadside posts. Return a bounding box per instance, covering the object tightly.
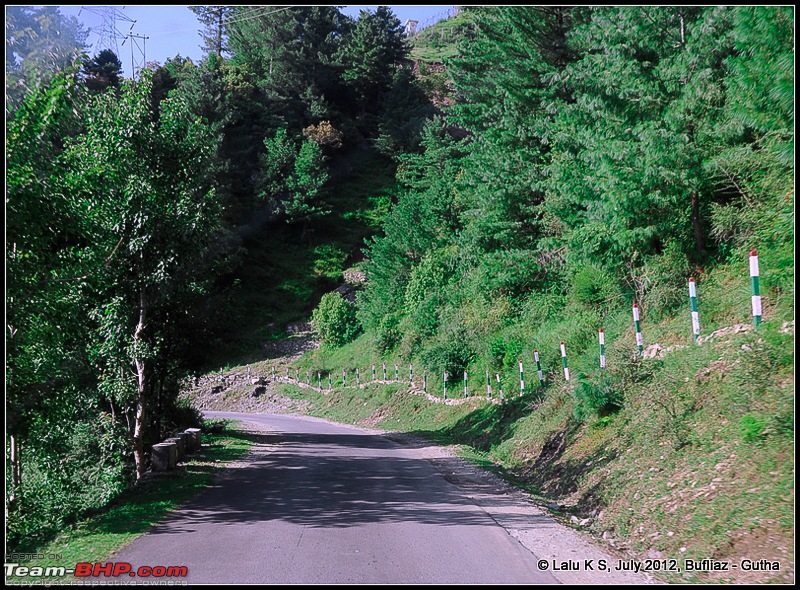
[274,251,765,400]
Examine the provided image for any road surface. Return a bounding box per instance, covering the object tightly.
[112,412,655,584]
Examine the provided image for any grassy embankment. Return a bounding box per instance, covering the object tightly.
[198,216,793,584]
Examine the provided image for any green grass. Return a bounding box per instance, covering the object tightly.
[6,420,253,578]
[408,11,473,63]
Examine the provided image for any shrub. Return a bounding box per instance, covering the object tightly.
[573,371,625,419]
[420,326,476,376]
[375,312,402,354]
[571,264,621,311]
[311,292,361,347]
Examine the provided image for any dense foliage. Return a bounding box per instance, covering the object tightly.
[358,6,793,392]
[5,5,793,553]
[4,5,430,548]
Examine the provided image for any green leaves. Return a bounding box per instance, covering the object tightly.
[312,292,361,347]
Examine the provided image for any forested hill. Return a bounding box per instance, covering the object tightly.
[6,6,793,579]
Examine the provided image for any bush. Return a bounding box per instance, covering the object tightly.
[420,326,476,376]
[312,292,361,347]
[375,312,402,354]
[571,264,621,311]
[488,336,523,370]
[573,371,624,419]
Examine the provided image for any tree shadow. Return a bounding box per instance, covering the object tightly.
[106,427,551,537]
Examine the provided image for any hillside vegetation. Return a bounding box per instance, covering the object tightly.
[207,6,794,583]
[7,6,793,583]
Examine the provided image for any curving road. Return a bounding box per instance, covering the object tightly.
[112,412,653,584]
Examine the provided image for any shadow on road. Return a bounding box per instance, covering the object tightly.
[133,428,550,536]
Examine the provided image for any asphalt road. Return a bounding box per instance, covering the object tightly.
[112,412,653,585]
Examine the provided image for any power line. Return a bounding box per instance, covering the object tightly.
[78,5,136,57]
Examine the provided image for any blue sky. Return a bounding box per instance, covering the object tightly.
[55,5,456,78]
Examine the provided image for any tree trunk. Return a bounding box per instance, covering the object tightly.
[8,434,21,509]
[133,286,149,480]
[691,190,705,256]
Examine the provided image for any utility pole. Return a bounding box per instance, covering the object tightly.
[122,32,149,80]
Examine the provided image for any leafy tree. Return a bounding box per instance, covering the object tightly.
[59,69,221,479]
[5,6,89,114]
[6,68,91,520]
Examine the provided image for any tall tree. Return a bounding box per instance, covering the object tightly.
[59,69,221,479]
[83,48,124,94]
[226,6,350,129]
[340,6,409,121]
[543,6,737,279]
[189,5,236,57]
[6,68,90,518]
